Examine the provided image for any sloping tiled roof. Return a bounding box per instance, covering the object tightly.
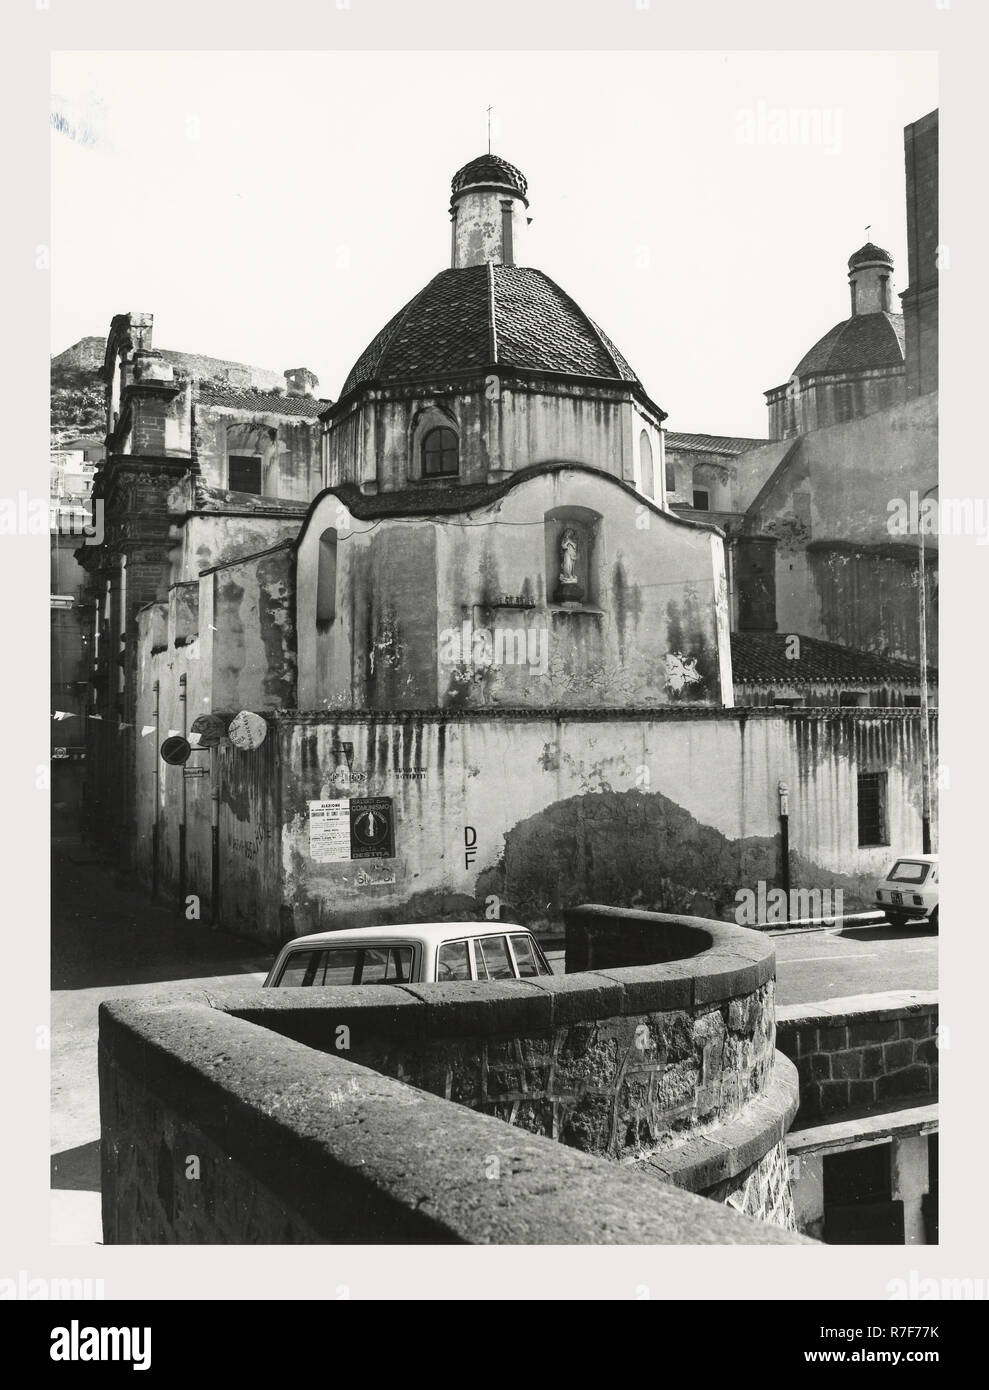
[666,432,770,455]
[339,266,644,401]
[731,631,936,685]
[792,312,905,378]
[848,241,893,269]
[197,383,330,418]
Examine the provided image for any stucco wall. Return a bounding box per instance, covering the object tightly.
[209,707,936,943]
[325,376,660,492]
[296,467,729,712]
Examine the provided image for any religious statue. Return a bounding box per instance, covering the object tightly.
[559,528,579,584]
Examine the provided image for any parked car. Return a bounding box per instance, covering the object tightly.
[263,922,554,988]
[875,854,938,929]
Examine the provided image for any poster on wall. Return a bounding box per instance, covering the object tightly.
[308,799,351,862]
[349,797,395,860]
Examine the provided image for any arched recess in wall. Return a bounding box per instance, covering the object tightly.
[639,430,655,499]
[316,528,337,633]
[544,505,602,608]
[409,403,460,483]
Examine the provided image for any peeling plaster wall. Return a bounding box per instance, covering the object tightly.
[296,469,728,712]
[746,394,937,661]
[208,549,296,714]
[133,606,211,908]
[222,708,937,945]
[325,380,653,492]
[173,513,303,586]
[194,408,321,502]
[133,547,295,913]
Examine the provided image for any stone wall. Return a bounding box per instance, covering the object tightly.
[98,909,805,1243]
[776,990,938,1124]
[99,997,808,1246]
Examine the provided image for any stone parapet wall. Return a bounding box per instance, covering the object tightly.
[99,997,809,1246]
[216,911,785,1176]
[776,990,938,1124]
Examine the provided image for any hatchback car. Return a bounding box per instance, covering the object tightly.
[262,922,554,988]
[875,853,938,929]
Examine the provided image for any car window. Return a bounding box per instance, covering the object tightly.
[313,948,361,985]
[437,940,471,982]
[276,949,320,987]
[510,933,550,977]
[359,946,414,983]
[888,861,931,884]
[476,934,515,980]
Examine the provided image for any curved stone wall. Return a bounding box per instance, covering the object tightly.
[215,905,799,1226]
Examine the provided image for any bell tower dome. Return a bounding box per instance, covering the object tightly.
[449,153,530,268]
[848,241,895,315]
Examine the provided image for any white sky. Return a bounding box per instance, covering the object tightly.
[51,50,936,438]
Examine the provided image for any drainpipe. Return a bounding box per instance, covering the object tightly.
[918,484,937,855]
[178,673,187,909]
[210,748,221,926]
[152,679,160,898]
[778,780,791,919]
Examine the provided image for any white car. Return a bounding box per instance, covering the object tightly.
[875,854,939,929]
[263,922,554,988]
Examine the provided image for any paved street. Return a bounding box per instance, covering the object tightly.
[52,837,936,1245]
[51,839,270,1246]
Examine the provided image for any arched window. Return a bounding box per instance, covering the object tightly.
[422,427,459,478]
[316,528,337,631]
[639,430,654,498]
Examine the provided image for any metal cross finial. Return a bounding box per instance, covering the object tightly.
[487,105,493,154]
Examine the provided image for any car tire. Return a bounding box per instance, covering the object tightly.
[886,911,909,928]
[929,906,938,931]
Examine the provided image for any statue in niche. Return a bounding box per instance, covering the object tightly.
[555,526,585,605]
[559,529,578,583]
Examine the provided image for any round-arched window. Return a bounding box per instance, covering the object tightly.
[422,427,459,478]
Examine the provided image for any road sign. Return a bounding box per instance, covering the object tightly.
[160,736,192,765]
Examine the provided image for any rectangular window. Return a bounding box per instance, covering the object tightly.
[228,455,263,494]
[437,940,471,981]
[692,488,710,510]
[839,691,869,707]
[505,934,552,978]
[904,694,921,707]
[857,771,889,847]
[474,935,515,980]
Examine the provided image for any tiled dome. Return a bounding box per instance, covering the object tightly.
[848,241,894,269]
[451,153,528,199]
[340,265,641,400]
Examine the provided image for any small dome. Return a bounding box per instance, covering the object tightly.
[848,241,893,270]
[792,312,905,378]
[451,153,528,200]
